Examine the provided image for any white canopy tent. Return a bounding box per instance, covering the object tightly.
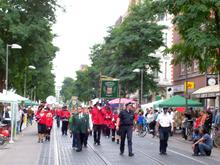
[0,92,25,143]
[141,99,164,113]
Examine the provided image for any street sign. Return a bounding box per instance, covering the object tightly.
[184,82,195,91]
[101,80,119,99]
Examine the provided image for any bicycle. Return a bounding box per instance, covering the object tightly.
[182,119,194,140]
[210,124,220,148]
[138,123,148,137]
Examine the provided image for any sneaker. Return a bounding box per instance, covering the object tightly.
[120,152,124,155]
[129,153,134,157]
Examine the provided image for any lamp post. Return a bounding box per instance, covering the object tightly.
[133,68,144,105]
[24,65,36,98]
[5,44,22,93]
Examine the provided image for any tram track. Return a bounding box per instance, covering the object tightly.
[134,143,167,165]
[87,141,112,165]
[134,135,209,165]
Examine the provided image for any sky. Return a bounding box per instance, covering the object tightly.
[53,0,130,87]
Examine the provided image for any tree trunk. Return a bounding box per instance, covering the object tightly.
[0,71,5,92]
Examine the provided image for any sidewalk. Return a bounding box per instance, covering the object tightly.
[0,124,41,165]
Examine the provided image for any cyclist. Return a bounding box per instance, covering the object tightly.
[137,111,144,133]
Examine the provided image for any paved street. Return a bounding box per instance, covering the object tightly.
[1,124,220,165]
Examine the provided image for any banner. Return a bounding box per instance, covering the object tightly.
[101,80,119,98]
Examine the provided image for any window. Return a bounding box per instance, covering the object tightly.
[180,63,185,75]
[163,33,168,46]
[193,60,199,72]
[154,71,159,78]
[164,62,167,80]
[187,65,192,73]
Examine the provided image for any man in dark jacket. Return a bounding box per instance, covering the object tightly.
[116,102,135,157]
[71,107,90,152]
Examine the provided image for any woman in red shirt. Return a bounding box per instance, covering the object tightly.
[36,106,47,143]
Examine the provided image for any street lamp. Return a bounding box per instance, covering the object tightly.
[5,44,22,93]
[133,68,144,105]
[24,65,36,98]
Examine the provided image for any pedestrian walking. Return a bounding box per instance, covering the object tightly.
[61,106,71,136]
[71,107,90,152]
[55,106,62,128]
[91,103,104,145]
[83,107,93,145]
[102,105,112,138]
[156,107,174,155]
[35,105,47,143]
[110,111,120,144]
[45,107,53,141]
[116,102,135,157]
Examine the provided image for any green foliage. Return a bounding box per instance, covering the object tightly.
[89,0,165,96]
[61,66,100,102]
[161,0,220,73]
[60,77,76,102]
[0,0,59,100]
[61,0,166,102]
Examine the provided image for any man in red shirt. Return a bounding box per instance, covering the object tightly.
[91,103,104,145]
[55,107,62,128]
[61,106,71,135]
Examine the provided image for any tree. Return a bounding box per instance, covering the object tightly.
[60,77,75,102]
[0,0,60,100]
[160,0,220,73]
[89,0,165,97]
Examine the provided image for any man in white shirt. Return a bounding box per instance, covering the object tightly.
[156,107,173,155]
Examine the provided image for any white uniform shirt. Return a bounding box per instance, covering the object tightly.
[156,113,173,127]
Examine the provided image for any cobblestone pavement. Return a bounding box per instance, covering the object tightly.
[1,123,220,165]
[39,125,220,165]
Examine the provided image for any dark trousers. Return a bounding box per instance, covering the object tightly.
[56,116,60,128]
[112,129,116,137]
[103,125,110,137]
[84,132,89,146]
[46,126,52,140]
[120,126,133,154]
[62,121,69,135]
[93,124,102,144]
[75,132,87,150]
[149,121,156,136]
[20,120,24,132]
[72,132,78,148]
[159,127,169,153]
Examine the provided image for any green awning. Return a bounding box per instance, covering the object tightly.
[24,99,38,106]
[157,95,202,108]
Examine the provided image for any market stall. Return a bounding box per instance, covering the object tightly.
[156,95,202,108]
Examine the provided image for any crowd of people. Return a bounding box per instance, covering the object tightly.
[32,100,220,157]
